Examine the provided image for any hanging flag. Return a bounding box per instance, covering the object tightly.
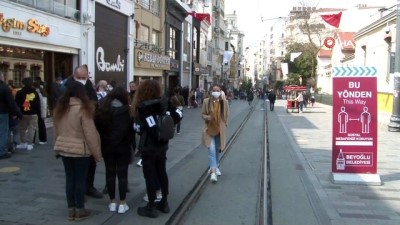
[187,12,211,24]
[223,51,234,64]
[320,12,342,28]
[290,52,302,62]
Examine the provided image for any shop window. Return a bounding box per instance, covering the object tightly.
[13,64,26,88]
[0,61,10,81]
[30,64,41,80]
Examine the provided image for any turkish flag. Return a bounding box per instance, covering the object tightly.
[320,12,342,28]
[187,12,211,24]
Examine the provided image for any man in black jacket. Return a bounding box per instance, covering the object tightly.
[15,77,40,151]
[268,90,277,111]
[0,72,21,159]
[61,65,103,199]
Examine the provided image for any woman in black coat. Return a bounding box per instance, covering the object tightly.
[95,86,135,214]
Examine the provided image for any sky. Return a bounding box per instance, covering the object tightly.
[224,0,397,47]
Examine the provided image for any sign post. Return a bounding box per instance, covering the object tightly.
[331,66,381,185]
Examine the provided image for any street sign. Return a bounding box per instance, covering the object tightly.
[331,66,380,185]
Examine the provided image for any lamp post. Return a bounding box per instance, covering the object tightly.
[388,0,400,132]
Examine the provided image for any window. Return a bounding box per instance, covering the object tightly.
[151,30,159,46]
[13,65,26,88]
[139,25,150,43]
[169,27,176,59]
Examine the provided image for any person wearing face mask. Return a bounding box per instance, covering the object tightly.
[201,84,229,183]
[60,65,103,199]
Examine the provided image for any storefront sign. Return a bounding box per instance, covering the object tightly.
[95,3,127,85]
[96,46,124,72]
[332,66,377,174]
[135,49,170,70]
[0,13,50,36]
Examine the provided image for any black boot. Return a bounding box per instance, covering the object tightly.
[137,204,158,218]
[155,201,170,213]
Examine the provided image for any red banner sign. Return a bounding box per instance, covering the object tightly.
[332,75,377,174]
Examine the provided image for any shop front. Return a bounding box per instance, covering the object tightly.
[0,1,81,105]
[94,0,134,88]
[167,58,180,92]
[134,49,170,92]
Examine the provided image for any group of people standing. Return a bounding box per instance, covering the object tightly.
[52,64,186,220]
[1,65,232,221]
[0,73,48,159]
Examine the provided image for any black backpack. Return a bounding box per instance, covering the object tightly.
[154,113,175,142]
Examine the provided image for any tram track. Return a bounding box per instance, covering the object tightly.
[166,100,271,225]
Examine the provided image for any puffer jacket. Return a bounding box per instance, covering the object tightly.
[54,97,102,161]
[134,98,169,155]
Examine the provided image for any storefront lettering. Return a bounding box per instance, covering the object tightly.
[27,19,50,36]
[0,13,50,37]
[0,13,25,32]
[106,0,121,9]
[137,51,170,65]
[96,47,125,72]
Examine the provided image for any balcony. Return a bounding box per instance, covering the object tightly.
[9,0,80,21]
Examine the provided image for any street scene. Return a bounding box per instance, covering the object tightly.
[1,0,400,225]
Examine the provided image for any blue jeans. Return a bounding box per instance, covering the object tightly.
[208,135,221,169]
[0,114,9,156]
[62,156,90,208]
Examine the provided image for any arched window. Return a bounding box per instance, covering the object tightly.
[13,63,27,87]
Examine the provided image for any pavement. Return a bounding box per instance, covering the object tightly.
[1,98,400,225]
[269,99,400,225]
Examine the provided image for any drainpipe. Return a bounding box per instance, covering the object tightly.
[388,0,400,132]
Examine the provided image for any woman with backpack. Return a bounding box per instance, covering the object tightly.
[131,80,171,218]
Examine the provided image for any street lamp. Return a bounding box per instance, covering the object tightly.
[388,0,400,132]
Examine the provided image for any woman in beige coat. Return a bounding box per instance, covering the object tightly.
[53,82,102,221]
[201,84,229,183]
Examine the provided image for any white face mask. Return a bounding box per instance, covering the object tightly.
[75,79,87,86]
[211,91,221,99]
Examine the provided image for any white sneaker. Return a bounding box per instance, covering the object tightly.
[39,142,47,145]
[26,144,34,151]
[136,159,142,167]
[108,202,117,212]
[210,173,218,182]
[118,203,129,214]
[215,168,222,176]
[16,143,27,149]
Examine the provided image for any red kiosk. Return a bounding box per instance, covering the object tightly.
[283,85,307,113]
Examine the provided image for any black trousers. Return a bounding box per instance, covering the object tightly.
[34,117,47,143]
[62,156,90,208]
[270,101,275,111]
[104,152,130,201]
[142,154,168,206]
[86,156,97,190]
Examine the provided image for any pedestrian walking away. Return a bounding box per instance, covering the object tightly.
[201,84,229,183]
[53,82,102,221]
[268,90,277,111]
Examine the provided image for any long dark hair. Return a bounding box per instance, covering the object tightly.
[130,79,161,116]
[96,86,129,124]
[53,81,94,122]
